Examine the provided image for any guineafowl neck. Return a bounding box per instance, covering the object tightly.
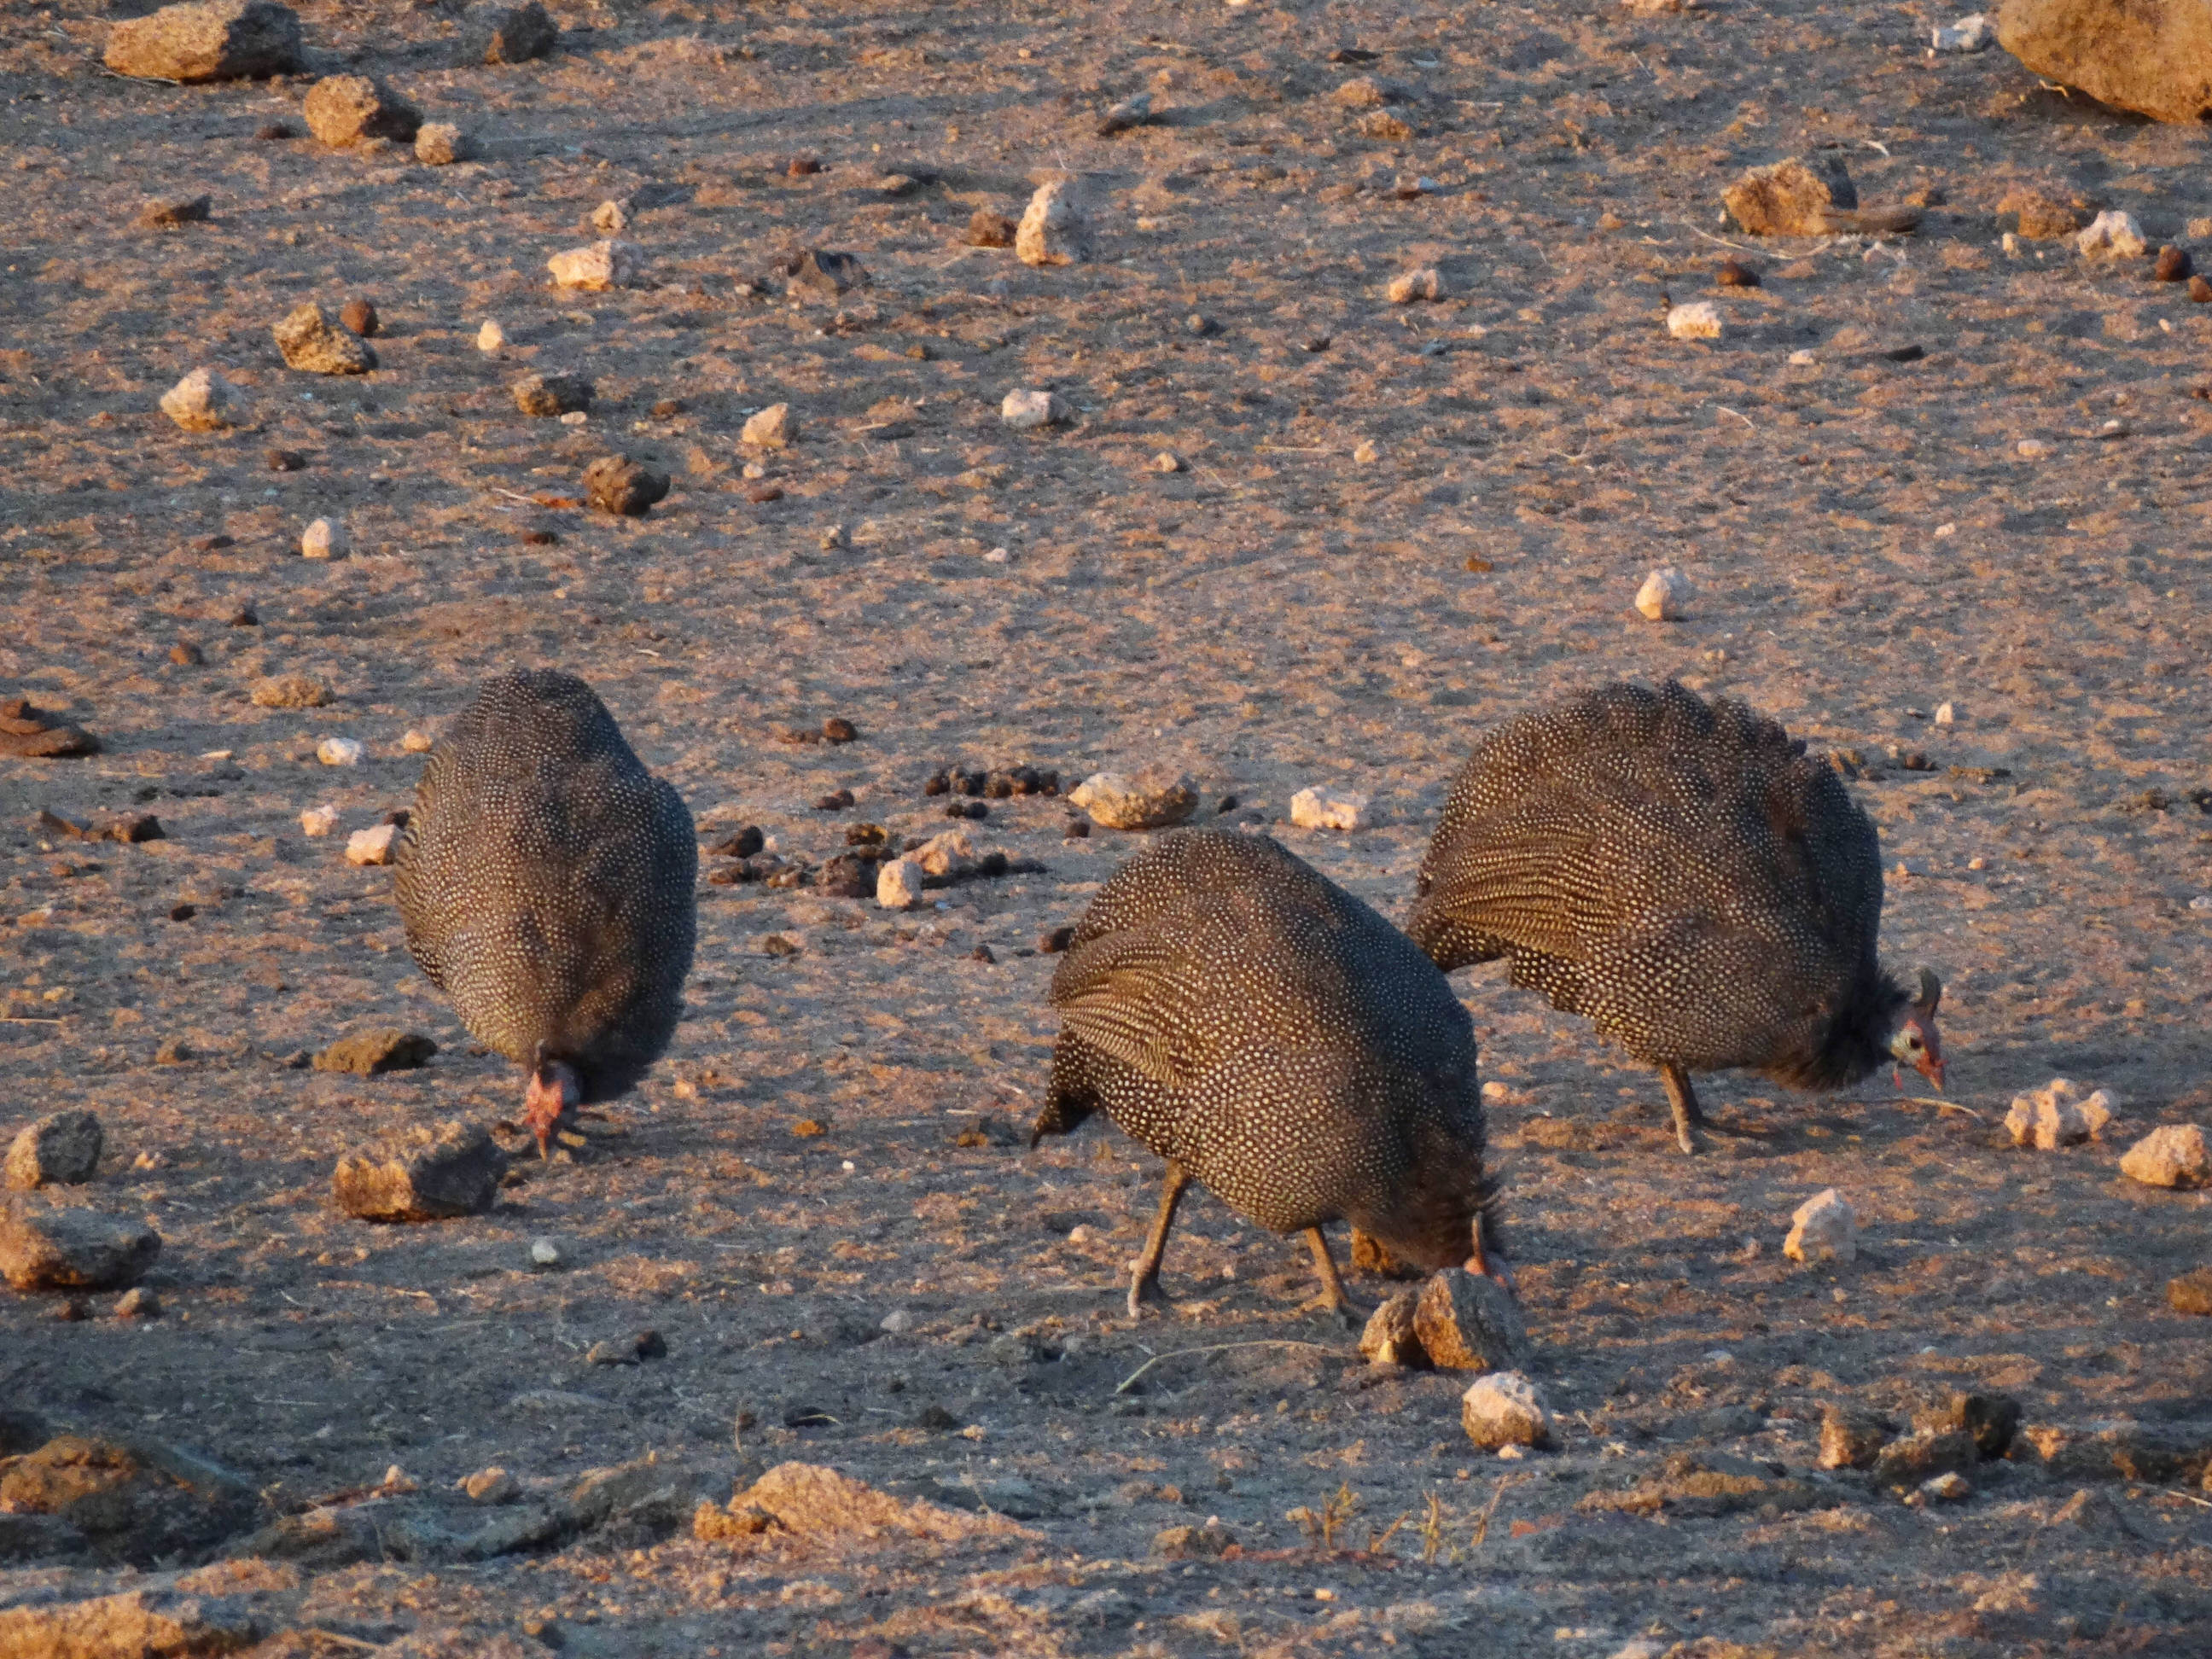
[1768,965,1912,1091]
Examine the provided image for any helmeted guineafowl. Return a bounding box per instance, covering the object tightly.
[1028,827,1501,1325]
[1406,680,1944,1155]
[393,669,696,1155]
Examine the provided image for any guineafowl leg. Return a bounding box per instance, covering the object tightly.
[1302,1228,1365,1330]
[1659,1062,1706,1156]
[1128,1159,1191,1319]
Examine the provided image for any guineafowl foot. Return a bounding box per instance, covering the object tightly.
[1659,1062,1707,1155]
[1126,1272,1174,1321]
[1301,1227,1366,1330]
[1127,1159,1192,1320]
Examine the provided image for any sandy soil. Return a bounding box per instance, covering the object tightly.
[4,0,2212,1653]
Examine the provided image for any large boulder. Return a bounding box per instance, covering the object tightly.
[332,1121,504,1222]
[105,0,303,83]
[463,1,558,64]
[0,1200,159,1291]
[1997,0,2212,124]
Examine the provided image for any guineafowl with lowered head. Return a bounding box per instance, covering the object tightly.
[393,669,696,1155]
[1029,828,1503,1325]
[1406,680,1943,1155]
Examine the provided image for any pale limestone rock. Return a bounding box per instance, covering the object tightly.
[1461,1371,1553,1449]
[1358,1291,1423,1367]
[741,403,795,448]
[476,320,507,353]
[1016,177,1091,267]
[1784,1188,1857,1263]
[1636,567,1690,620]
[1667,300,1723,340]
[415,122,473,166]
[2004,1078,2116,1149]
[316,736,363,766]
[1289,786,1370,832]
[1070,767,1197,831]
[876,856,925,910]
[548,239,644,291]
[300,806,339,837]
[346,824,399,866]
[1387,267,1442,304]
[300,515,348,560]
[160,366,236,432]
[2118,1123,2209,1190]
[1001,387,1067,430]
[2076,209,2147,259]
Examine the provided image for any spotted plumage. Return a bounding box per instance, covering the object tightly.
[1031,828,1499,1322]
[1407,680,1943,1153]
[394,669,696,1149]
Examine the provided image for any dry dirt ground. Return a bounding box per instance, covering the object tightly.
[4,0,2212,1654]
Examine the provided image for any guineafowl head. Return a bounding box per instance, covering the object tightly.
[1886,968,1945,1090]
[523,1042,581,1159]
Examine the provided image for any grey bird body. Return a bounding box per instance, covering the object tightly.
[394,670,696,1129]
[1407,680,1941,1151]
[1031,829,1498,1320]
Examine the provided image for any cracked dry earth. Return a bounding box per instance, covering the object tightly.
[5,0,2212,1654]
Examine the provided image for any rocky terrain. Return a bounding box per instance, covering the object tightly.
[3,0,2211,1655]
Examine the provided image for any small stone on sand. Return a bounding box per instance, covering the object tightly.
[1784,1188,1856,1263]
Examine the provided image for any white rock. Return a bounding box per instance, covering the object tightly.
[317,736,364,767]
[2016,438,2048,458]
[914,828,975,880]
[547,238,644,291]
[1070,767,1198,831]
[1289,786,1370,832]
[2118,1123,2210,1190]
[2076,210,2147,259]
[1784,1188,1857,1264]
[1788,348,1818,366]
[300,806,340,837]
[1919,1470,1973,1503]
[741,402,794,448]
[1151,451,1184,473]
[1460,1371,1553,1449]
[1001,387,1066,431]
[591,197,632,233]
[160,366,236,432]
[1358,1291,1422,1368]
[1931,13,1992,51]
[1934,701,1956,725]
[876,855,926,911]
[401,729,434,753]
[880,1308,916,1334]
[345,824,399,866]
[1387,267,1442,305]
[529,1236,562,1266]
[1016,176,1090,267]
[476,320,507,353]
[2004,1078,2116,1150]
[300,516,349,561]
[1635,567,1690,621]
[1667,300,1723,341]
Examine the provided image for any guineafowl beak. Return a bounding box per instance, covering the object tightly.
[1889,1010,1945,1092]
[523,1059,581,1159]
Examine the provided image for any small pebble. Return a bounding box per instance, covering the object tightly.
[476,320,507,353]
[401,729,434,753]
[170,641,204,667]
[317,737,364,767]
[1386,268,1442,305]
[1635,567,1690,621]
[1715,259,1761,288]
[267,449,303,472]
[339,298,379,337]
[2154,244,2193,282]
[530,1236,564,1267]
[300,805,340,836]
[346,824,399,866]
[2191,275,2212,304]
[823,717,860,743]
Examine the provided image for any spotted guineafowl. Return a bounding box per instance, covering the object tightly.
[1406,680,1943,1155]
[1029,828,1501,1325]
[393,669,696,1155]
